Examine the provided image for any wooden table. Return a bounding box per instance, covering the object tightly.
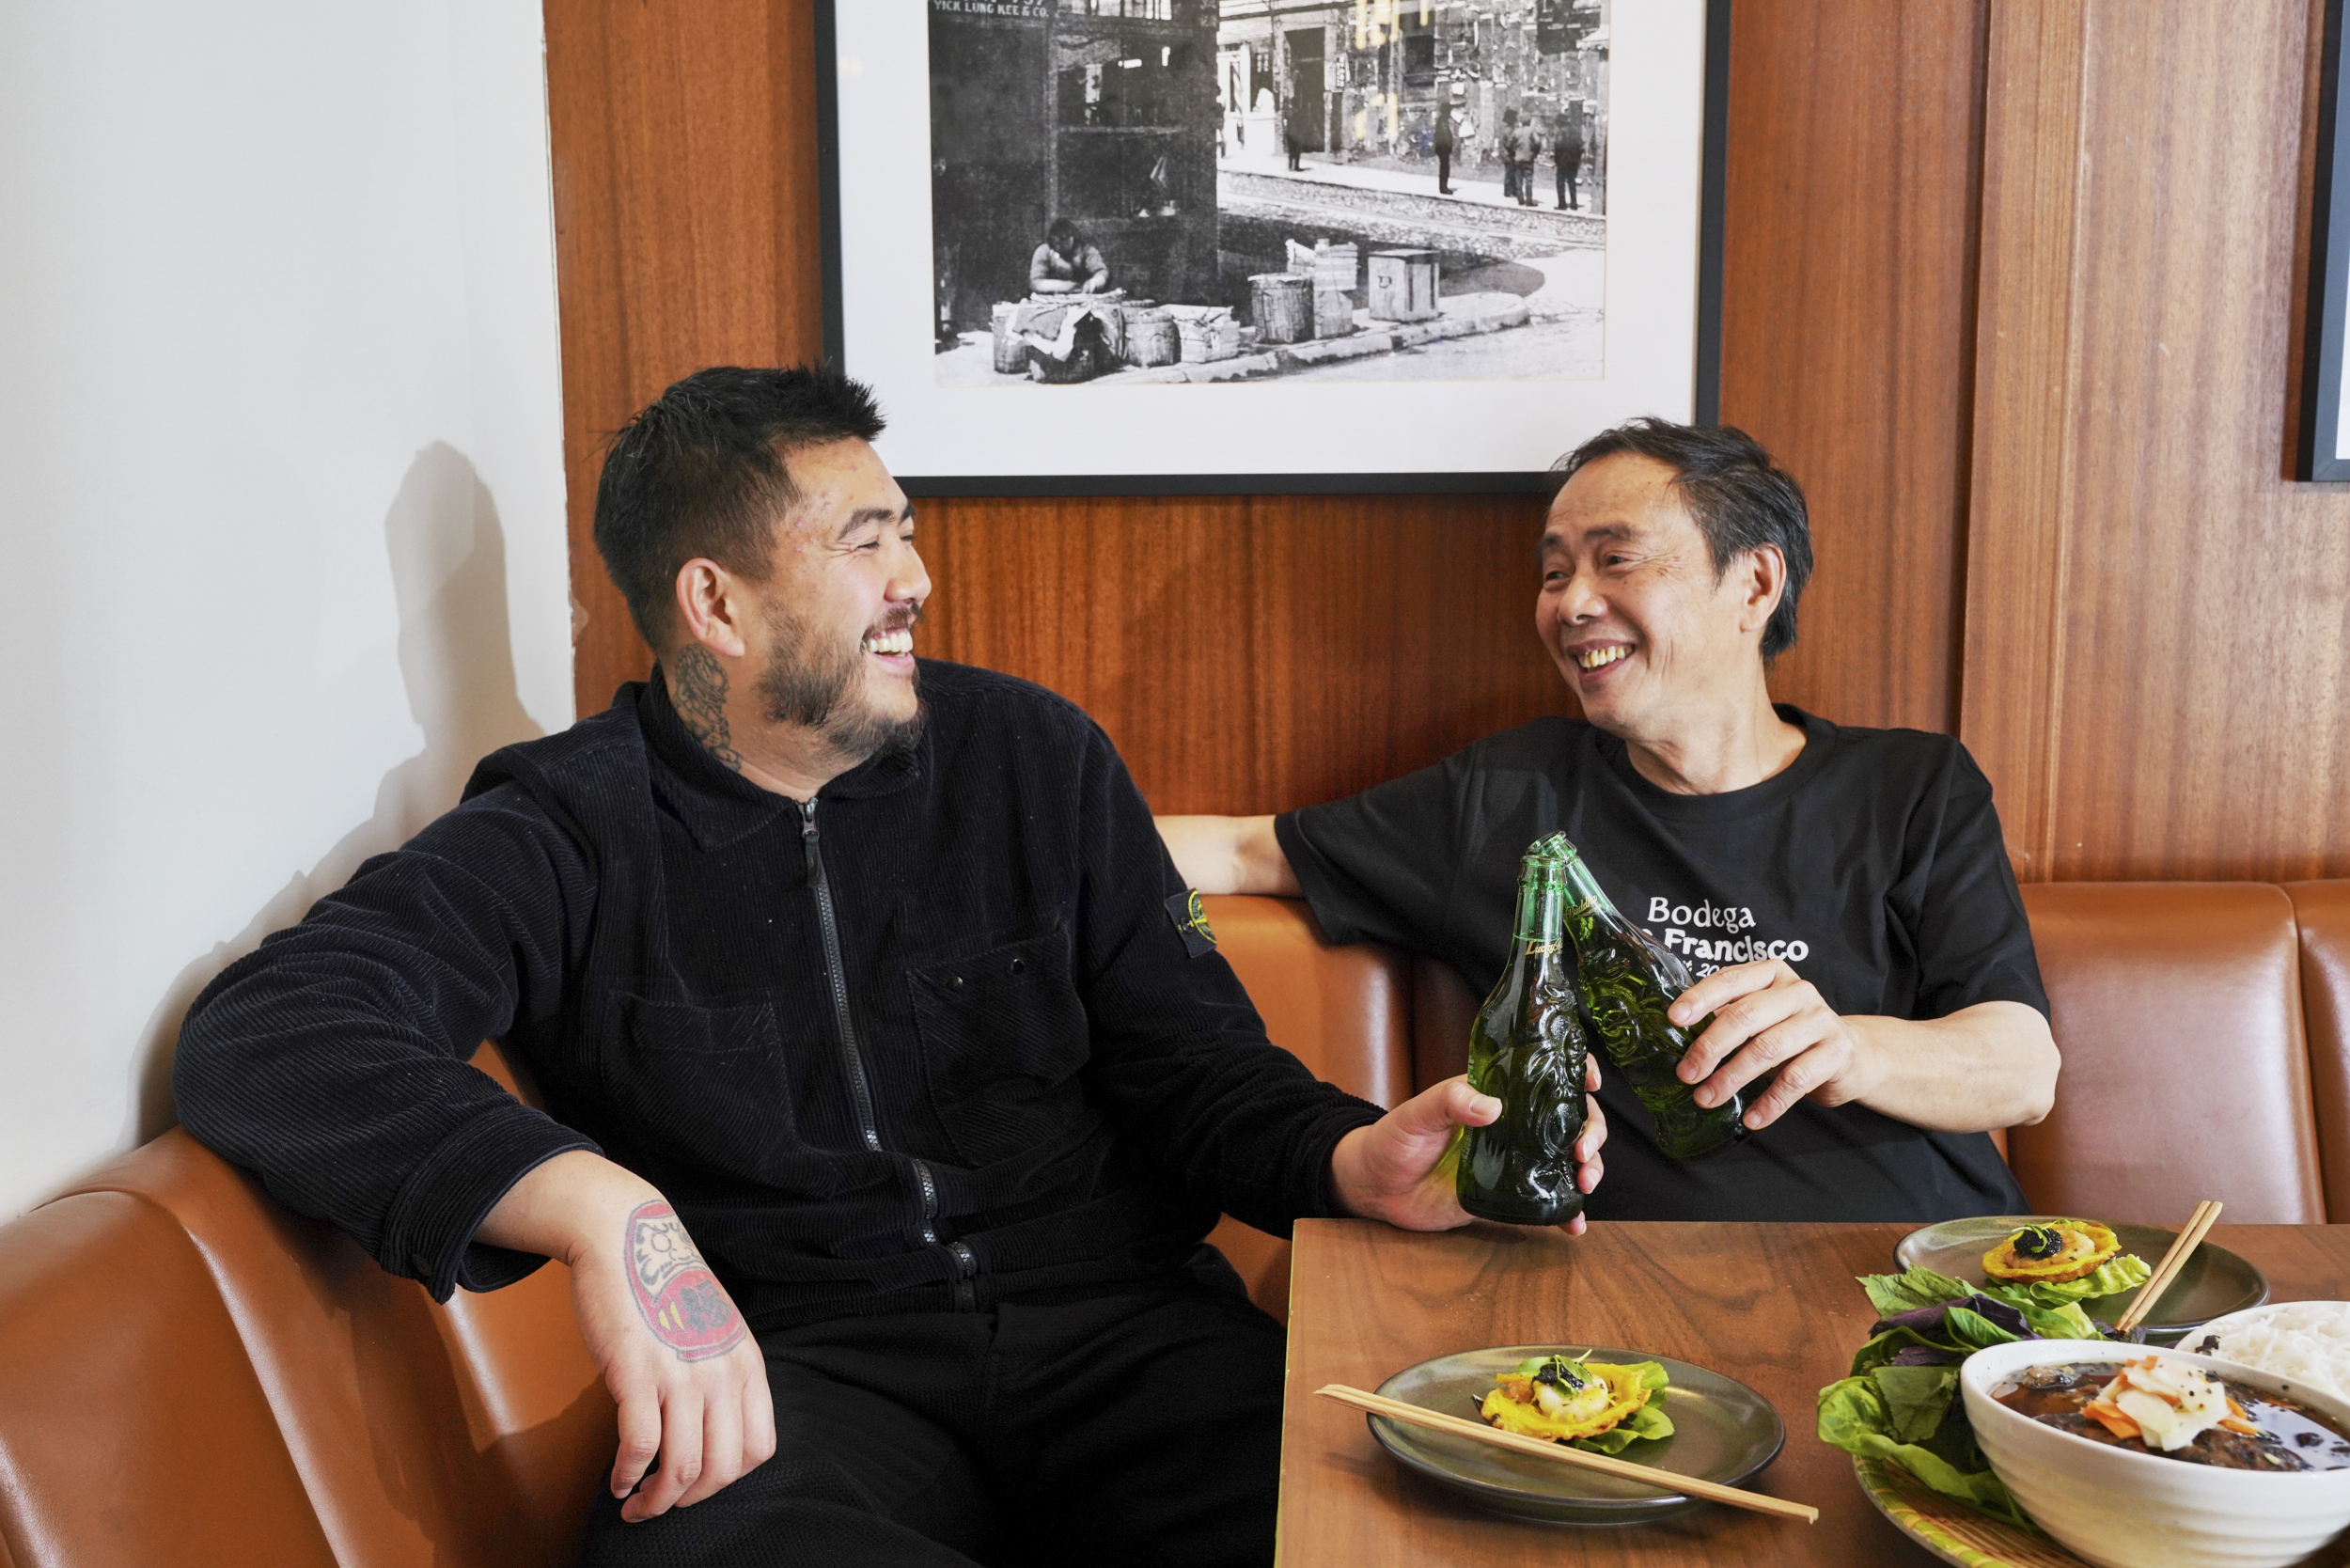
[1276,1220,2350,1566]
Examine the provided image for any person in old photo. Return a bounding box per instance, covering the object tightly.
[1554,107,1588,211]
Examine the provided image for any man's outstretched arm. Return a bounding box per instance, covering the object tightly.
[477,1152,775,1524]
[1155,814,1298,896]
[1138,790,1608,1230]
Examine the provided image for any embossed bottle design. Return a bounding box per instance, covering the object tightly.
[1556,837,1751,1162]
[1456,838,1590,1226]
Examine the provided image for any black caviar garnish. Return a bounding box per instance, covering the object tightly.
[2011,1224,2065,1260]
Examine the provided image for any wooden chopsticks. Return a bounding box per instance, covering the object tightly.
[1313,1383,1819,1523]
[2114,1199,2224,1335]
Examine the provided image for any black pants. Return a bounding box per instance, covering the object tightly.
[1558,162,1581,208]
[580,1278,1286,1567]
[1436,147,1452,192]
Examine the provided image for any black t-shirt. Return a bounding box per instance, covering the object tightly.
[1274,706,2042,1222]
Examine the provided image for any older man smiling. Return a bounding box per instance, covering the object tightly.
[1160,418,2060,1224]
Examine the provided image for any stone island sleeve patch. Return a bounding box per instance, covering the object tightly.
[1164,888,1217,958]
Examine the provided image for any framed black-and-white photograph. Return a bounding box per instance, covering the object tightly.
[2304,0,2350,481]
[820,1,1726,494]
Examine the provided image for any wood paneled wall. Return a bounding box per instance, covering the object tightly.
[1717,0,1990,737]
[546,0,1991,818]
[546,0,826,713]
[549,0,2350,878]
[916,495,1561,814]
[1964,0,2350,881]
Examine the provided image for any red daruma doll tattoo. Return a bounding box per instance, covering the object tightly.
[626,1200,747,1361]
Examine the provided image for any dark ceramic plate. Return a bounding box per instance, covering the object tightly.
[1894,1215,2268,1342]
[1366,1344,1785,1526]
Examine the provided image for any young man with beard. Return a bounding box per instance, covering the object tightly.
[1161,418,2060,1227]
[173,366,1600,1568]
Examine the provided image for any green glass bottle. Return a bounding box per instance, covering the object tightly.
[1556,837,1752,1162]
[1457,838,1590,1226]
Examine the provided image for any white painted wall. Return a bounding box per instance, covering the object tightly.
[0,1,573,1218]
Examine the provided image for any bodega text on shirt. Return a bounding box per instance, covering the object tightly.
[1644,896,1810,975]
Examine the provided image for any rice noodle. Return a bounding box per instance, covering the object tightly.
[2192,1302,2350,1403]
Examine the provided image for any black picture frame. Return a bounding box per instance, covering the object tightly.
[818,1,1731,499]
[2304,0,2350,481]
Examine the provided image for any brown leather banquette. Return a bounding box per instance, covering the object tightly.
[2,885,2344,1567]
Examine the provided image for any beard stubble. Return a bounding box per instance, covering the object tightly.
[754,600,926,768]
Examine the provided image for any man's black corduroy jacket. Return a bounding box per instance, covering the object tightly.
[175,661,1383,1331]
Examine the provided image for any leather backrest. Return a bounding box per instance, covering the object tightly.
[2287,881,2350,1222]
[1411,954,1478,1090]
[0,1191,337,1568]
[1199,895,1411,1107]
[2013,882,2322,1223]
[1198,896,1413,1321]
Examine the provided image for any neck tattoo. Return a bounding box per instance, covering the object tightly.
[666,646,744,773]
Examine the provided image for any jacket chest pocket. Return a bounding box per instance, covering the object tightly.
[602,994,839,1191]
[908,930,1092,1167]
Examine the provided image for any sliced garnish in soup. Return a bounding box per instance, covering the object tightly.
[1994,1356,2350,1472]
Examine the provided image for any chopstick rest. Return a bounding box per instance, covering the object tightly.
[1314,1383,1819,1523]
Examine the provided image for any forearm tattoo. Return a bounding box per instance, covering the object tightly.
[666,646,743,772]
[625,1200,747,1361]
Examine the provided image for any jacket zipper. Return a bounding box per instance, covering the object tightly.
[800,798,882,1154]
[800,797,979,1310]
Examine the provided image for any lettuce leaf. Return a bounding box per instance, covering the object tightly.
[1980,1252,2153,1309]
[2009,1298,2102,1339]
[1851,1287,2030,1376]
[1860,1266,2104,1340]
[1813,1266,2113,1532]
[1858,1267,1976,1318]
[1572,1397,1674,1453]
[1853,1325,1966,1376]
[1944,1305,2029,1351]
[1870,1363,1960,1444]
[1618,1360,1671,1394]
[1816,1376,2035,1529]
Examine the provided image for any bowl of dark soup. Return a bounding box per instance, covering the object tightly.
[1960,1339,2350,1568]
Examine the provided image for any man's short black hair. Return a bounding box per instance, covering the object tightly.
[592,364,886,649]
[1046,217,1083,252]
[1549,417,1813,661]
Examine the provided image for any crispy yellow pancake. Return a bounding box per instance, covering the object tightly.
[1982,1218,2121,1283]
[1478,1363,1652,1443]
